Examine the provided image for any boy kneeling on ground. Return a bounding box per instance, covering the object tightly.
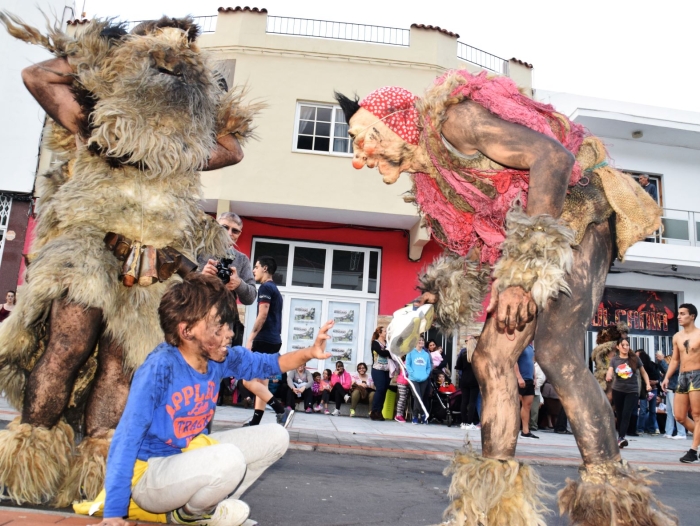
[90,273,333,526]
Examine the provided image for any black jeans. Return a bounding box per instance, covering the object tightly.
[460,386,480,425]
[330,383,349,410]
[371,368,390,412]
[411,379,430,417]
[286,387,313,410]
[613,389,638,439]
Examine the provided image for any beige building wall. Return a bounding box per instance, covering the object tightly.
[199,10,533,232]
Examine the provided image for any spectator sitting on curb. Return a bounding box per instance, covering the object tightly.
[350,362,375,418]
[330,361,352,416]
[286,364,314,413]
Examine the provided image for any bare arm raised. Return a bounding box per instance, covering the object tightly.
[22,57,82,135]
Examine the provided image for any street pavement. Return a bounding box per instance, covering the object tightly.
[0,398,696,524]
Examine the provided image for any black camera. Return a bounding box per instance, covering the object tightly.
[215,258,234,284]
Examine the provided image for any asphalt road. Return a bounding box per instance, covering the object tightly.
[244,449,696,526]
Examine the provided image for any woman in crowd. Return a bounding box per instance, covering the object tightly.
[330,361,353,416]
[370,326,391,421]
[286,363,314,413]
[350,362,375,418]
[394,356,409,423]
[406,337,432,425]
[455,341,480,430]
[0,291,15,322]
[606,337,652,448]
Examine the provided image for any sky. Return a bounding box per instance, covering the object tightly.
[81,0,699,113]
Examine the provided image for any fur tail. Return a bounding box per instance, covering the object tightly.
[216,85,266,144]
[0,11,68,55]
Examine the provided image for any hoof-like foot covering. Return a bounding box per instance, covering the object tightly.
[0,417,74,504]
[442,449,549,526]
[53,431,114,508]
[558,461,678,526]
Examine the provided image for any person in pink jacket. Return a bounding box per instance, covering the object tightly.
[395,356,410,423]
[330,361,353,416]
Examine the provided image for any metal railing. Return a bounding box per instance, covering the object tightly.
[647,207,700,247]
[124,15,217,34]
[266,15,410,46]
[457,41,508,75]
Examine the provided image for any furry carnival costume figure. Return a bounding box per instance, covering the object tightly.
[336,70,677,526]
[0,13,259,506]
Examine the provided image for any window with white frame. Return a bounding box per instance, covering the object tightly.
[245,238,381,368]
[294,103,352,155]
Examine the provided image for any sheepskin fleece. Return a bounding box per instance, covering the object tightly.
[0,14,256,410]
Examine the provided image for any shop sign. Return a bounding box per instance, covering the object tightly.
[589,288,678,336]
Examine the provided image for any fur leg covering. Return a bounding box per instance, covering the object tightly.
[492,203,575,309]
[442,449,549,526]
[418,254,490,332]
[558,461,678,526]
[53,431,113,507]
[0,417,74,504]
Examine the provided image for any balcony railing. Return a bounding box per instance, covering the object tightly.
[266,16,410,46]
[124,15,217,34]
[647,208,700,247]
[457,41,508,75]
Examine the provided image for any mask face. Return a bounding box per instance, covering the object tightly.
[347,108,416,184]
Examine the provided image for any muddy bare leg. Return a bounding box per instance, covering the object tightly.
[22,299,102,428]
[534,221,618,464]
[84,334,131,437]
[472,320,535,459]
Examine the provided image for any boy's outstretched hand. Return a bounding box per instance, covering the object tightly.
[310,320,334,360]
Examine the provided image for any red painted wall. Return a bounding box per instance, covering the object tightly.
[236,216,444,316]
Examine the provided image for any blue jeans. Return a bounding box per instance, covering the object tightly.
[637,390,658,432]
[371,368,390,412]
[665,390,686,437]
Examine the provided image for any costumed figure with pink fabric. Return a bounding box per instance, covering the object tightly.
[335,70,676,526]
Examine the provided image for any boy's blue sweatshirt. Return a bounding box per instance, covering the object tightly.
[405,348,432,382]
[103,342,281,518]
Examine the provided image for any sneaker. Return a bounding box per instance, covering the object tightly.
[344,394,351,403]
[663,434,673,439]
[313,404,320,412]
[412,417,419,425]
[421,415,428,425]
[332,409,340,416]
[170,498,250,525]
[324,409,330,415]
[672,435,687,440]
[305,407,312,413]
[276,407,295,428]
[618,437,629,449]
[679,448,699,463]
[394,415,406,423]
[651,430,661,436]
[520,432,539,440]
[350,409,355,417]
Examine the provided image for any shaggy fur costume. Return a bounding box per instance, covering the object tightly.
[0,13,260,505]
[441,447,549,526]
[558,461,678,526]
[492,204,575,310]
[418,254,490,332]
[0,417,74,504]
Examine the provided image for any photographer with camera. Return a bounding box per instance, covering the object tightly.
[202,213,257,318]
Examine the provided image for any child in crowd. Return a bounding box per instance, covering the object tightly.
[395,356,409,423]
[315,369,332,414]
[437,372,456,393]
[311,372,322,411]
[406,337,432,424]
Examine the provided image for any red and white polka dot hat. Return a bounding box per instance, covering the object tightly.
[359,86,420,145]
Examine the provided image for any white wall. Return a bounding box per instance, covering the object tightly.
[600,138,700,213]
[0,1,75,193]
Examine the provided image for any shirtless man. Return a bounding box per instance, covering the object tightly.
[661,303,700,463]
